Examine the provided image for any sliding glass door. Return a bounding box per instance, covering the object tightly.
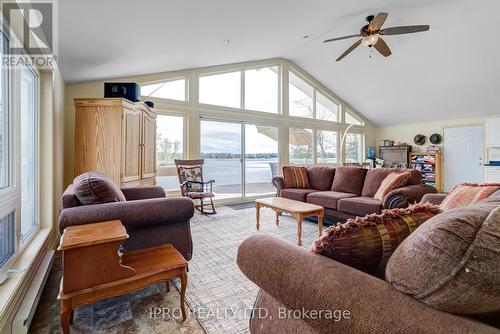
[200,119,278,200]
[200,120,242,200]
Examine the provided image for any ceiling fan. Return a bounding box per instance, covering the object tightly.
[324,12,430,61]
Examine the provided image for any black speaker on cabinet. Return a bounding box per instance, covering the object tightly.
[104,82,140,102]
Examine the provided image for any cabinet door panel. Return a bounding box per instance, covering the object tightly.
[122,109,142,182]
[142,112,157,179]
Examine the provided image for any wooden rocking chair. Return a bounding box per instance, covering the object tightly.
[175,159,216,214]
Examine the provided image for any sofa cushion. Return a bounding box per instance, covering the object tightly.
[311,203,441,274]
[362,168,422,197]
[306,191,357,210]
[307,166,335,191]
[282,166,310,189]
[374,172,412,201]
[331,167,367,196]
[386,200,500,315]
[73,172,126,205]
[337,197,383,216]
[439,182,500,211]
[280,188,318,202]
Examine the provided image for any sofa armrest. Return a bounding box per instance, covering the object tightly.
[59,197,194,234]
[121,186,166,201]
[383,184,437,209]
[237,235,495,334]
[272,176,284,195]
[421,193,447,205]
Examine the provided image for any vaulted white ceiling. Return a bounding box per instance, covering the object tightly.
[59,0,500,126]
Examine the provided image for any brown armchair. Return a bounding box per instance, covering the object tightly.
[59,184,194,260]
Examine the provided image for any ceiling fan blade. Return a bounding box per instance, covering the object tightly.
[336,39,362,61]
[323,34,361,43]
[380,25,430,35]
[374,37,392,57]
[369,12,388,31]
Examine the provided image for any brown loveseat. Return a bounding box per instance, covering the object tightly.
[59,184,194,260]
[273,166,436,221]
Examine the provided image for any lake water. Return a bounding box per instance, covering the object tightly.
[157,158,278,197]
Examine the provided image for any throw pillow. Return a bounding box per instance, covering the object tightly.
[177,166,204,192]
[386,201,500,315]
[331,167,368,196]
[73,172,126,205]
[373,172,412,201]
[440,182,500,211]
[282,166,310,189]
[311,202,441,274]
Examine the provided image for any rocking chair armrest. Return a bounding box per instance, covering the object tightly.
[185,180,215,185]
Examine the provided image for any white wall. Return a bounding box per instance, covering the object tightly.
[376,115,500,157]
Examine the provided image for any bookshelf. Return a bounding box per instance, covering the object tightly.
[409,152,442,192]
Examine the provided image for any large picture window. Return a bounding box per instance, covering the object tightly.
[20,66,38,238]
[141,78,187,102]
[289,128,313,164]
[0,32,40,271]
[289,72,313,118]
[244,66,278,113]
[345,133,363,163]
[199,71,241,108]
[156,114,185,192]
[316,92,339,122]
[316,130,338,163]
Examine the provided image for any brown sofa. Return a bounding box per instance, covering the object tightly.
[237,192,500,333]
[273,166,437,221]
[59,184,194,260]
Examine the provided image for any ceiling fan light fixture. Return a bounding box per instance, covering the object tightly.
[361,34,379,47]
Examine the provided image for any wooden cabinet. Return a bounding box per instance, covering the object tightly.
[486,118,500,147]
[75,98,157,187]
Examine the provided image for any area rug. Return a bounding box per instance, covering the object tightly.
[174,206,323,334]
[29,205,322,334]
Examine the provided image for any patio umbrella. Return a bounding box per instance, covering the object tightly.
[255,126,312,146]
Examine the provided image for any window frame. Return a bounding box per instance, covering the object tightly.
[0,29,41,273]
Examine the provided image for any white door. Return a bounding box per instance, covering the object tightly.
[443,126,484,191]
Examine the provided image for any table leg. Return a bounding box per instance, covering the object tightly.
[275,210,281,226]
[60,299,72,334]
[255,203,261,230]
[180,270,188,322]
[318,211,324,237]
[296,214,303,247]
[166,279,170,293]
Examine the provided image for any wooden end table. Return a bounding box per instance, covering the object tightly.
[255,197,324,246]
[57,220,188,334]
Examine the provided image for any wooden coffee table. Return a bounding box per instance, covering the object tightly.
[57,220,188,334]
[255,197,324,246]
